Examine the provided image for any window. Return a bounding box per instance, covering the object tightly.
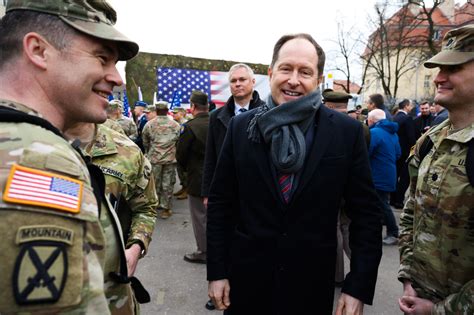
[424,75,431,88]
[433,29,441,41]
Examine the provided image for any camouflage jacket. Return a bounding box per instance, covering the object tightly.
[398,119,474,314]
[81,125,157,314]
[176,117,188,125]
[103,118,126,136]
[86,125,158,254]
[117,116,138,140]
[142,116,180,165]
[0,100,109,314]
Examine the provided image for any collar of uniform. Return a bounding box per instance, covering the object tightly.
[446,122,474,143]
[87,124,119,158]
[155,116,170,122]
[427,119,474,147]
[0,99,44,118]
[192,112,209,119]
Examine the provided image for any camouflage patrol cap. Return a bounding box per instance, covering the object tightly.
[190,90,208,106]
[144,104,156,113]
[6,0,139,61]
[322,89,352,103]
[155,101,169,110]
[172,107,186,113]
[108,99,124,110]
[424,24,474,68]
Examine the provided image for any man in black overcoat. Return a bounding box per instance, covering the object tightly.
[207,33,382,315]
[202,63,265,206]
[391,99,416,208]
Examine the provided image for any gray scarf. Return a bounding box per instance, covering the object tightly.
[247,89,321,173]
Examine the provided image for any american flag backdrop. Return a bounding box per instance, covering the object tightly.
[156,67,270,108]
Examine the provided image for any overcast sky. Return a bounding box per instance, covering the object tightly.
[108,0,461,82]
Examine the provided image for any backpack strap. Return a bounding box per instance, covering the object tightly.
[0,106,62,138]
[418,136,434,163]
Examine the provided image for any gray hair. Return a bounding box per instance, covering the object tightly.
[368,108,386,123]
[228,63,255,81]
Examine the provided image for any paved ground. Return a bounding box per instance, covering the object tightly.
[135,191,403,315]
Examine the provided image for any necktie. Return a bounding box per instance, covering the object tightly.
[279,173,292,203]
[238,108,247,114]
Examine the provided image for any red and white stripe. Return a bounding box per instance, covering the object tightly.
[6,169,79,210]
[210,71,231,107]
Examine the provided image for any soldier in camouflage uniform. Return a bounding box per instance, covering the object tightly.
[0,0,138,313]
[144,104,157,121]
[398,25,474,315]
[142,101,181,219]
[105,100,127,136]
[65,122,158,314]
[173,107,189,125]
[103,118,127,136]
[108,99,138,139]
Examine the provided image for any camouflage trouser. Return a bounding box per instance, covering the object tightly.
[152,163,176,210]
[176,163,188,188]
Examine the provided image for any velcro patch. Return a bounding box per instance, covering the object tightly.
[3,164,83,214]
[98,165,124,180]
[13,241,67,305]
[16,226,74,246]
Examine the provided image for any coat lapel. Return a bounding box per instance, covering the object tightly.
[250,139,282,204]
[217,99,235,129]
[292,108,335,202]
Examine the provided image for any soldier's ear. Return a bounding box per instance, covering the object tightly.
[23,32,53,71]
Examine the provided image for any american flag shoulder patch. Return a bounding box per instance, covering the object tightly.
[3,164,83,214]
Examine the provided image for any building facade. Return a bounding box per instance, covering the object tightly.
[362,0,474,104]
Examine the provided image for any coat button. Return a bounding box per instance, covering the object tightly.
[432,173,438,181]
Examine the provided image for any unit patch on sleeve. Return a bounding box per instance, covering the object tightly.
[3,164,83,214]
[16,226,74,246]
[13,241,68,305]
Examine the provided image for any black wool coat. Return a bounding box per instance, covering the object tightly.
[201,90,264,197]
[207,106,383,315]
[393,111,416,159]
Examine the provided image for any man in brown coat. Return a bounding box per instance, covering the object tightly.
[176,90,210,263]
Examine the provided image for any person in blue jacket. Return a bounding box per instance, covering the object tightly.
[368,109,401,245]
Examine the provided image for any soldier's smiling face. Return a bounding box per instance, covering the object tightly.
[434,60,474,109]
[47,32,122,126]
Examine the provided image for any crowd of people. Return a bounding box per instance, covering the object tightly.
[0,0,472,314]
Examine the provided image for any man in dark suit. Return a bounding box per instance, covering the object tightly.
[207,33,382,315]
[202,63,265,207]
[202,63,264,310]
[413,101,434,140]
[432,103,449,126]
[367,93,393,121]
[391,99,416,209]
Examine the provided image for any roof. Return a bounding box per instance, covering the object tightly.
[333,80,361,94]
[363,2,474,56]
